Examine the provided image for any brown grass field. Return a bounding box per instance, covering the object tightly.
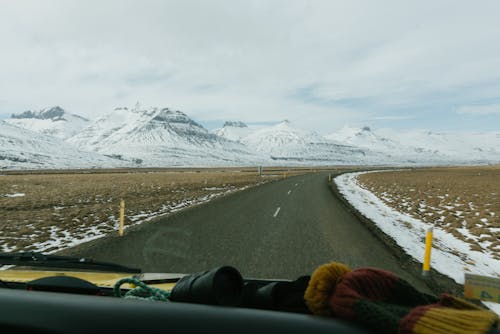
[0,168,309,253]
[357,166,500,260]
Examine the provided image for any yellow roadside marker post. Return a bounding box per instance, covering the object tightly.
[119,199,125,237]
[422,226,433,276]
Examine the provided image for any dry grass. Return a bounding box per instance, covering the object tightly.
[357,166,500,260]
[0,169,288,253]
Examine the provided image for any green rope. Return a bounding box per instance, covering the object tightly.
[113,277,171,302]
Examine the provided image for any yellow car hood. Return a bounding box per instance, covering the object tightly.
[0,270,180,291]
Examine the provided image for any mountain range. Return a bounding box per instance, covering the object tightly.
[1,105,499,169]
[236,121,388,164]
[325,126,500,164]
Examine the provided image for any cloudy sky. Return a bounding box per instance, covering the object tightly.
[1,0,500,133]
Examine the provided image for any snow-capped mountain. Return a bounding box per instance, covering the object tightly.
[0,121,125,170]
[327,126,500,164]
[326,126,399,151]
[394,129,500,163]
[241,121,388,164]
[6,106,90,139]
[3,102,499,169]
[67,105,261,166]
[213,121,255,142]
[325,126,430,162]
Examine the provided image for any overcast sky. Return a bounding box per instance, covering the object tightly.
[1,0,500,133]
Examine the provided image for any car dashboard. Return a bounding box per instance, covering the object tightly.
[0,269,370,334]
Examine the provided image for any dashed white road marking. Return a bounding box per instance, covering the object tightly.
[294,183,298,187]
[287,190,291,195]
[273,207,281,218]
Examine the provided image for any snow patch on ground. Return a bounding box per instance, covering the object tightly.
[2,193,25,198]
[483,302,500,316]
[334,172,500,284]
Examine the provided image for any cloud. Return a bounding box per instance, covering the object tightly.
[456,104,500,115]
[0,0,500,132]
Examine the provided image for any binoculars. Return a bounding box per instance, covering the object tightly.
[169,266,243,306]
[169,266,309,313]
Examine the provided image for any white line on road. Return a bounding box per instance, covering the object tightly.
[287,190,291,195]
[294,183,298,187]
[273,207,281,218]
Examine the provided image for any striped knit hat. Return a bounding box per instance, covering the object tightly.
[304,262,499,334]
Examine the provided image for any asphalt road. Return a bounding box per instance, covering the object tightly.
[72,172,429,291]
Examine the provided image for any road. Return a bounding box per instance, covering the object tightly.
[71,172,429,291]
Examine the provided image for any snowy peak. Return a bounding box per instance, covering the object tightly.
[11,106,89,122]
[68,105,208,150]
[13,106,59,120]
[13,106,55,120]
[6,106,90,139]
[152,108,206,130]
[326,125,394,146]
[245,120,325,146]
[328,125,373,139]
[126,105,210,139]
[111,105,205,130]
[214,121,253,142]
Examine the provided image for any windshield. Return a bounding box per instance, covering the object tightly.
[0,0,499,314]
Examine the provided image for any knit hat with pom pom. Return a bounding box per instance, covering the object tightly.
[304,262,498,334]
